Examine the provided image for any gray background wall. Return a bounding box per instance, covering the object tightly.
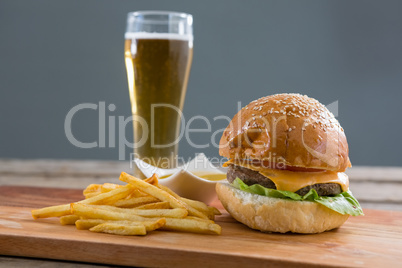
[1,0,401,166]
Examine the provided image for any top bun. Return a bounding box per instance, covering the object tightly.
[219,93,351,172]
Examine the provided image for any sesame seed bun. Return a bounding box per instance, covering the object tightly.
[219,93,351,172]
[216,182,349,233]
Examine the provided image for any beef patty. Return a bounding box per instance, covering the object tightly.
[226,164,342,196]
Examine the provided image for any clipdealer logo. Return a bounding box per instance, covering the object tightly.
[64,101,235,160]
[64,100,340,167]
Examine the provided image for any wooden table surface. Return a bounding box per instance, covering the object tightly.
[0,159,401,267]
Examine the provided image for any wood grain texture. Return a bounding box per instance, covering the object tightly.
[0,186,401,268]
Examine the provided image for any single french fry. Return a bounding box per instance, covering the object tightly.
[135,201,170,210]
[158,184,209,220]
[180,198,221,216]
[75,218,166,232]
[185,216,214,223]
[60,215,80,225]
[84,192,102,199]
[180,197,210,213]
[180,197,216,219]
[70,203,147,221]
[82,185,134,205]
[162,218,221,235]
[210,206,222,215]
[158,184,181,199]
[90,223,147,236]
[32,204,71,219]
[119,172,185,210]
[130,208,187,218]
[83,184,102,198]
[113,196,159,208]
[100,183,122,193]
[32,185,134,219]
[128,189,149,198]
[76,219,106,230]
[143,218,166,232]
[144,173,159,186]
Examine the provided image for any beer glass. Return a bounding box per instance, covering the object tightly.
[125,11,193,177]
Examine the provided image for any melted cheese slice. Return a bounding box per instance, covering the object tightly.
[224,159,349,193]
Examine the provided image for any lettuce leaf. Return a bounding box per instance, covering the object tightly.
[232,178,364,216]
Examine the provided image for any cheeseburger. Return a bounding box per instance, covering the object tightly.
[216,93,363,233]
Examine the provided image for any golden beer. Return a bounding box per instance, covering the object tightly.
[125,33,193,173]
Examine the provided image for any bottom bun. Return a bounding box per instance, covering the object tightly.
[216,182,349,234]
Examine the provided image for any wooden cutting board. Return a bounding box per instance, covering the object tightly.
[0,186,401,268]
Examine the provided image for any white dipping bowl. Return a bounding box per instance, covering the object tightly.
[133,154,226,204]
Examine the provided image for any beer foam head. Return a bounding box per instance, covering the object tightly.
[125,32,193,41]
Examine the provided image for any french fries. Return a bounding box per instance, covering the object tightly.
[113,196,159,208]
[60,215,80,225]
[162,218,222,235]
[90,223,147,236]
[75,219,166,231]
[135,201,170,210]
[76,219,106,230]
[101,183,122,193]
[32,185,134,219]
[71,203,147,221]
[182,197,222,217]
[121,173,209,220]
[83,184,102,198]
[158,184,211,220]
[119,172,186,210]
[89,205,188,218]
[32,172,222,236]
[32,204,71,219]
